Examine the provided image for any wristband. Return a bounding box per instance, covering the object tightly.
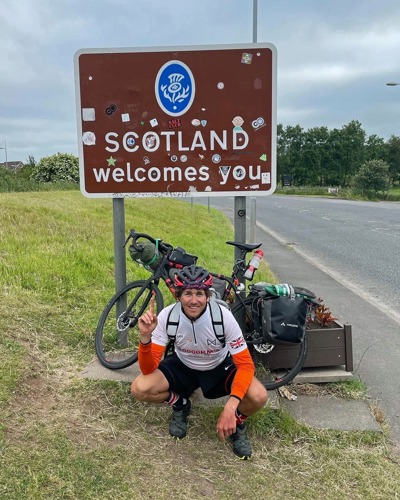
[230,395,242,402]
[140,339,151,346]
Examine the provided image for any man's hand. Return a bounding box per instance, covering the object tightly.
[138,296,158,341]
[216,397,240,440]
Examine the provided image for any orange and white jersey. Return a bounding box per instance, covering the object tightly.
[152,303,247,370]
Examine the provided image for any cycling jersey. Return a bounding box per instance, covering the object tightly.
[138,303,255,400]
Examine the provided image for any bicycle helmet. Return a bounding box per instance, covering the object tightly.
[173,265,213,290]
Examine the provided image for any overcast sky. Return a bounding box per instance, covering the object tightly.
[1,0,400,163]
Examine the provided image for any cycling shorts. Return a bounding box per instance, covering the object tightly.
[157,353,237,399]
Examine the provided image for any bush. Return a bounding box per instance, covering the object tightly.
[31,153,79,183]
[0,166,13,190]
[352,160,390,196]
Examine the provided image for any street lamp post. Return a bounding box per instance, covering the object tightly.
[0,140,8,169]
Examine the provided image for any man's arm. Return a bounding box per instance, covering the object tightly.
[216,348,255,440]
[138,341,165,374]
[137,297,166,374]
[230,349,255,400]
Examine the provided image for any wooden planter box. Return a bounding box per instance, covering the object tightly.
[252,322,353,372]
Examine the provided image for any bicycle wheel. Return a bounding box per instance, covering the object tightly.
[95,280,164,370]
[231,296,307,390]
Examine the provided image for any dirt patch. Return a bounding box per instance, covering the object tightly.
[4,350,100,448]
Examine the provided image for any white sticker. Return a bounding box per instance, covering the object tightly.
[82,108,95,121]
[192,119,201,126]
[262,173,271,184]
[150,118,158,127]
[252,117,266,130]
[217,82,224,90]
[121,113,130,122]
[212,154,221,163]
[82,131,96,145]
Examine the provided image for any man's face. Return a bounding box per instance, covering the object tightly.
[179,289,208,319]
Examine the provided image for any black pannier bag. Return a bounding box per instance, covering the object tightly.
[259,293,308,345]
[168,246,198,267]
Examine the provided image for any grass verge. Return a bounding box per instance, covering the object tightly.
[1,191,399,499]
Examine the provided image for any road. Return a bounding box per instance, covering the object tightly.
[189,194,400,444]
[203,195,400,324]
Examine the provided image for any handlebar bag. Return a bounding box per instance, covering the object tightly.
[168,247,198,266]
[260,293,308,345]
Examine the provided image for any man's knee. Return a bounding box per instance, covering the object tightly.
[246,380,268,409]
[131,370,169,402]
[256,385,268,407]
[131,375,148,401]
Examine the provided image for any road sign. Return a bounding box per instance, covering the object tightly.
[74,43,277,198]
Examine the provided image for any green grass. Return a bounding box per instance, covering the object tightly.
[1,191,399,499]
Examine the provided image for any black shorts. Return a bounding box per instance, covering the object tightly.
[157,353,237,400]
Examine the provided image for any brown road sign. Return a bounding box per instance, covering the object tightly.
[74,43,277,198]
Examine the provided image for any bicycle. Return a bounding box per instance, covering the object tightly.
[95,229,317,390]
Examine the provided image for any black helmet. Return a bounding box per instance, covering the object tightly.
[174,265,213,290]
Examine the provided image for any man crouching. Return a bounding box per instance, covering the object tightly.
[131,265,267,459]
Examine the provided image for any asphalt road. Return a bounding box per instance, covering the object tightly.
[202,195,400,324]
[189,194,400,444]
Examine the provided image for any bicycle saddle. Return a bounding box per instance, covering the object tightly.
[226,241,262,251]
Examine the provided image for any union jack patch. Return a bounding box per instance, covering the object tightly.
[230,336,245,350]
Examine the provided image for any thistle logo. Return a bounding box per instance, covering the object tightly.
[155,60,195,116]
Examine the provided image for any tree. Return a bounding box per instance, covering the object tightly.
[339,120,366,186]
[17,155,37,180]
[31,153,79,183]
[25,155,37,168]
[276,124,306,185]
[386,135,400,184]
[303,126,329,186]
[352,159,390,196]
[365,134,387,162]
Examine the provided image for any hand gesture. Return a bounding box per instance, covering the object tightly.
[138,296,158,338]
[216,405,237,440]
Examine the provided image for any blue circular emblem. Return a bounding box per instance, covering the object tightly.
[155,60,195,117]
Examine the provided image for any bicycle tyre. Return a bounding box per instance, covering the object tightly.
[231,296,307,390]
[95,280,164,370]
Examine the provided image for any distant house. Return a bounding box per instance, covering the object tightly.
[0,161,24,172]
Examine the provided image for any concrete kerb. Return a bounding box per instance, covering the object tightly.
[80,358,382,433]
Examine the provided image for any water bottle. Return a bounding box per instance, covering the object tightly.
[244,265,256,280]
[244,249,264,280]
